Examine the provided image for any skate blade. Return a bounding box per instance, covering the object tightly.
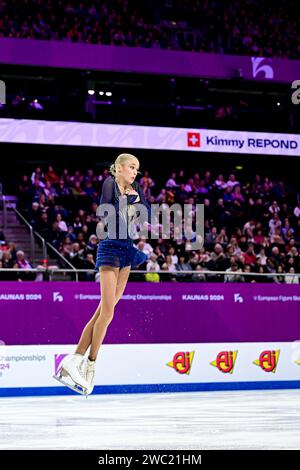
[53,373,88,397]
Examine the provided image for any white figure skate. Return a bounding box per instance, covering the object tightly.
[84,358,96,395]
[53,353,90,397]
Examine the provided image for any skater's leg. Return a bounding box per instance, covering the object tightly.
[114,265,131,301]
[74,266,131,355]
[88,265,131,361]
[74,301,101,355]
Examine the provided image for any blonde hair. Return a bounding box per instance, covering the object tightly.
[109,153,141,177]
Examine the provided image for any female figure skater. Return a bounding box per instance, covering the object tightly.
[55,153,151,395]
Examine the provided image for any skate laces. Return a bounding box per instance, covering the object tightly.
[85,360,96,383]
[86,360,95,374]
[76,358,87,379]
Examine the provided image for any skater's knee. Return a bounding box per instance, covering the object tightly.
[97,314,114,326]
[96,306,114,325]
[101,298,115,312]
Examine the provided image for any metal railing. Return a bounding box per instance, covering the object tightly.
[0,268,299,282]
[0,190,7,229]
[0,193,75,270]
[12,205,37,261]
[44,240,75,272]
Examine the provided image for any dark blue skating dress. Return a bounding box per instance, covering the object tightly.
[95,175,151,270]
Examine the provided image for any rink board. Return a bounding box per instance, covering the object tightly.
[1,281,300,396]
[1,342,300,396]
[1,281,300,345]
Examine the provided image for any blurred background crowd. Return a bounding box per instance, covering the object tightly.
[1,163,299,283]
[1,0,299,58]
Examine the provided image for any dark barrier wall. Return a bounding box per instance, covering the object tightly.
[0,38,297,83]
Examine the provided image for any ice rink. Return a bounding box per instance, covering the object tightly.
[1,389,300,450]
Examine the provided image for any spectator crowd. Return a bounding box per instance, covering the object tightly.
[0,0,299,59]
[1,163,300,283]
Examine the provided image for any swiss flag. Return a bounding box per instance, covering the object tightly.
[187,132,200,147]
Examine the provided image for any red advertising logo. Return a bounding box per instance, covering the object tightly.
[210,350,238,374]
[166,351,194,375]
[253,350,280,373]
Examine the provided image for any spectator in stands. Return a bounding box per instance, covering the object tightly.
[155,188,167,203]
[167,246,178,265]
[164,254,176,273]
[274,264,285,284]
[226,174,239,189]
[223,186,234,204]
[57,180,71,197]
[243,264,256,283]
[146,253,160,273]
[232,185,245,204]
[294,202,300,219]
[36,211,51,239]
[241,243,257,267]
[195,180,209,196]
[18,175,31,205]
[139,171,155,197]
[253,228,265,246]
[0,250,14,268]
[175,254,193,281]
[31,166,44,184]
[285,267,299,284]
[137,239,153,259]
[191,264,206,282]
[44,181,58,199]
[269,212,282,236]
[160,262,176,282]
[256,247,267,266]
[56,213,68,233]
[269,200,281,215]
[270,227,284,245]
[224,262,245,283]
[6,242,17,263]
[153,246,165,266]
[184,178,195,194]
[13,250,34,281]
[205,226,218,246]
[45,165,60,184]
[165,172,179,189]
[212,243,230,272]
[71,181,86,197]
[176,183,189,204]
[215,227,228,245]
[81,253,96,281]
[214,174,227,190]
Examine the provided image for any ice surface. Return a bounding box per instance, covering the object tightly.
[0,389,300,449]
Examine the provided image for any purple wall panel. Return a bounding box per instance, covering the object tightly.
[0,282,299,345]
[0,38,297,83]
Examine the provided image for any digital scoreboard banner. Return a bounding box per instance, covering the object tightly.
[1,118,300,156]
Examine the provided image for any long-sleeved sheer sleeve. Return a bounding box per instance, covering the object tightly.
[98,177,119,226]
[135,182,151,225]
[100,176,114,205]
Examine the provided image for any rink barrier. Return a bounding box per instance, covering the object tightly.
[2,381,300,397]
